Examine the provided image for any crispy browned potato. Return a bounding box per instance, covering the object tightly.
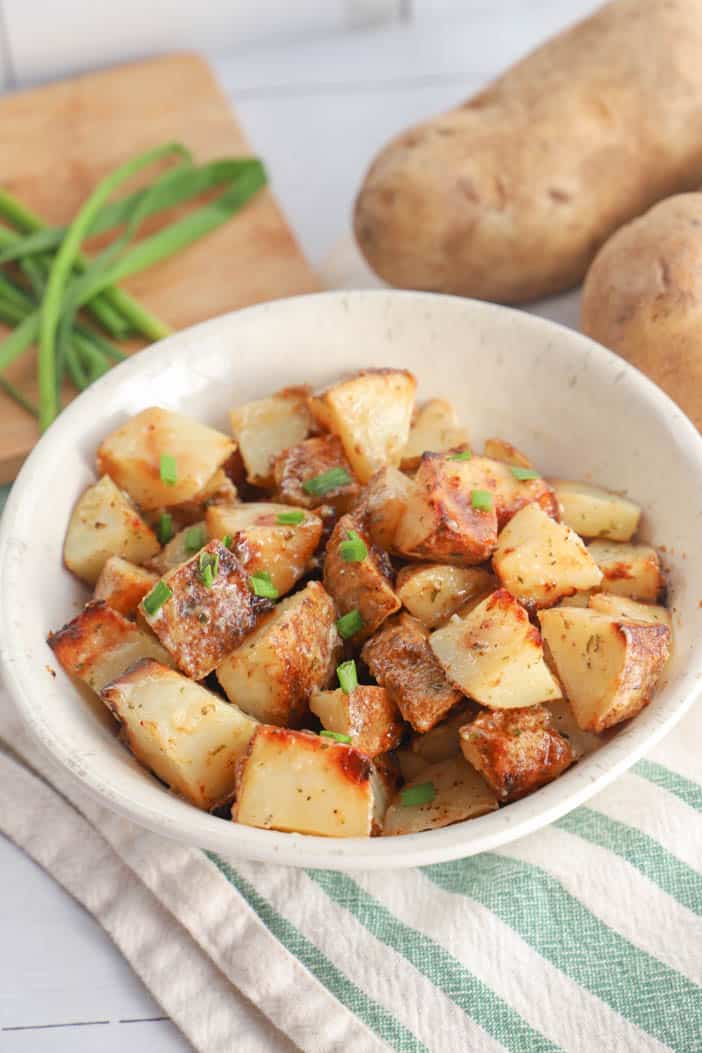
[217,581,340,727]
[396,563,496,629]
[459,706,575,801]
[493,503,603,608]
[588,593,671,627]
[430,589,562,709]
[309,368,416,483]
[354,465,412,550]
[400,399,468,469]
[323,514,400,640]
[483,438,533,469]
[394,453,498,565]
[97,407,234,510]
[234,726,385,836]
[102,659,257,810]
[587,541,664,602]
[64,475,160,585]
[49,601,173,693]
[539,606,671,732]
[408,701,476,764]
[383,756,498,836]
[446,455,558,529]
[139,540,271,679]
[229,387,315,487]
[94,556,158,616]
[354,0,702,303]
[273,434,360,513]
[207,502,321,598]
[362,612,463,733]
[310,685,404,757]
[148,520,210,575]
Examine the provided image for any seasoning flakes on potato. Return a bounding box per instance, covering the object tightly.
[53,370,673,839]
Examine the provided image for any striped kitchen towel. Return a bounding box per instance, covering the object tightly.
[0,642,700,1053]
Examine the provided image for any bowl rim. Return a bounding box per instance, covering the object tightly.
[2,288,702,870]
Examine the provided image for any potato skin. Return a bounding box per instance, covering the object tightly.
[354,0,702,303]
[581,193,702,427]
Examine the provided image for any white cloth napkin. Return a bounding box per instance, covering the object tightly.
[1,237,700,1053]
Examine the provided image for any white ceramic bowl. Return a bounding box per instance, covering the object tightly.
[2,290,702,870]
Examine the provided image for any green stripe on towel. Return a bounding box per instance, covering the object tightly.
[635,759,702,814]
[425,853,702,1053]
[307,868,561,1053]
[208,854,428,1053]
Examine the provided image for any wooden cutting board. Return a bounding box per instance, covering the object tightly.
[0,52,319,483]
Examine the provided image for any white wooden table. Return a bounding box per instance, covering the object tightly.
[0,4,595,1049]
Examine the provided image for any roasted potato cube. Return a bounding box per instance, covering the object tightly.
[323,514,400,640]
[309,685,404,758]
[362,612,462,733]
[395,749,429,782]
[400,399,468,469]
[483,438,533,469]
[587,541,664,602]
[459,706,575,802]
[97,407,234,510]
[217,581,340,726]
[64,475,160,585]
[102,659,257,810]
[149,520,210,575]
[543,701,603,759]
[229,387,315,486]
[558,591,593,608]
[430,589,562,709]
[493,503,603,608]
[539,607,671,732]
[234,726,384,837]
[140,541,271,680]
[408,702,476,764]
[94,556,158,616]
[354,466,412,550]
[588,592,671,627]
[394,453,498,565]
[273,434,360,513]
[383,756,498,836]
[438,455,557,529]
[49,601,173,693]
[207,502,321,598]
[396,563,496,629]
[309,368,416,483]
[551,480,641,541]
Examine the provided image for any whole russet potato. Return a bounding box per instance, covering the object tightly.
[354,0,702,304]
[581,193,702,428]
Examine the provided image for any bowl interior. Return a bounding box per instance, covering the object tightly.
[2,290,702,869]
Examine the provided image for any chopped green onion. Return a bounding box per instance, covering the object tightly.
[143,580,172,615]
[160,453,177,486]
[337,659,358,694]
[471,489,493,512]
[276,509,305,525]
[222,534,233,548]
[510,466,540,481]
[400,781,436,807]
[250,571,278,600]
[339,529,368,563]
[320,730,352,744]
[185,524,206,553]
[198,549,220,589]
[302,466,351,496]
[157,513,174,544]
[447,449,472,461]
[336,609,363,639]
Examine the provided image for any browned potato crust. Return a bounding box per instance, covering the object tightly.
[323,514,400,641]
[139,540,271,679]
[459,706,575,802]
[94,556,158,616]
[309,685,404,758]
[273,434,360,513]
[362,612,463,733]
[354,0,702,303]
